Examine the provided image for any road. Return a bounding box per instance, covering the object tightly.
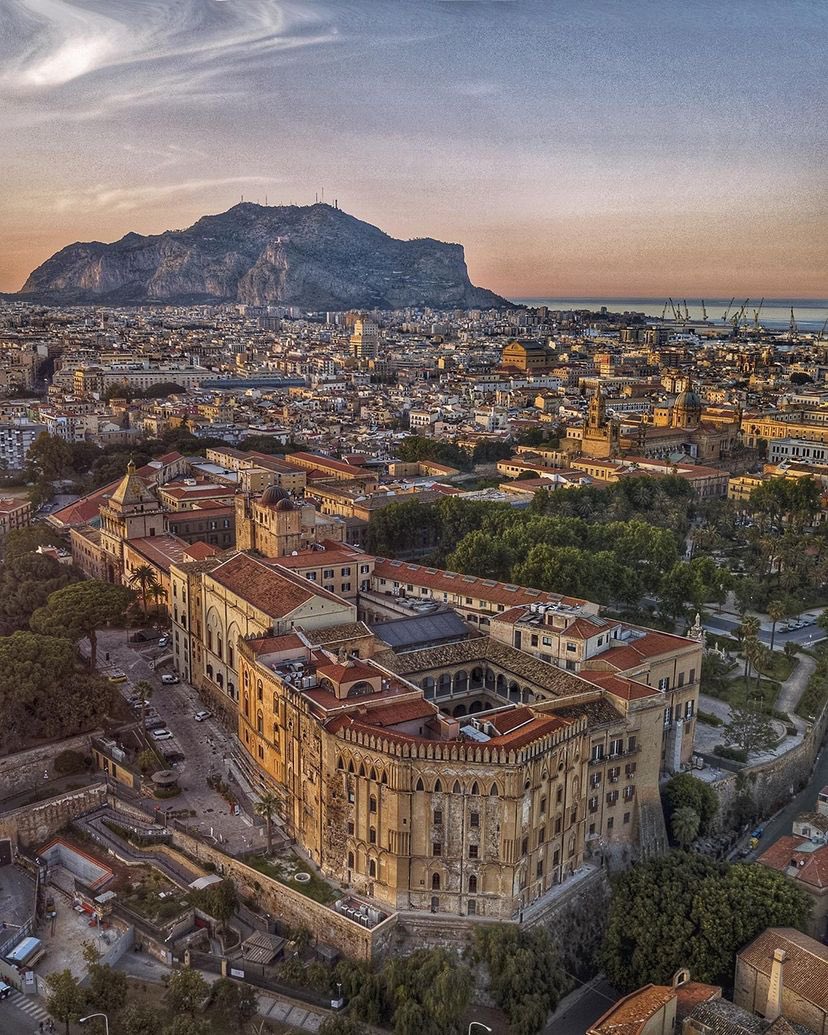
[703,613,825,649]
[543,978,618,1035]
[96,629,266,852]
[1,990,53,1034]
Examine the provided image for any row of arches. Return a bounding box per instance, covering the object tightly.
[337,757,389,785]
[414,776,499,796]
[419,668,537,705]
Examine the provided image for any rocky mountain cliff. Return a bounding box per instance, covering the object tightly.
[20,203,509,310]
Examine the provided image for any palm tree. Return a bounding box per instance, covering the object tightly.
[150,582,167,616]
[129,564,159,614]
[671,806,700,848]
[134,680,153,727]
[767,600,786,652]
[254,791,280,855]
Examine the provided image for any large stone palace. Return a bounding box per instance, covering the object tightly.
[60,460,703,921]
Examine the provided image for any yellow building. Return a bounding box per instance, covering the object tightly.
[501,339,552,373]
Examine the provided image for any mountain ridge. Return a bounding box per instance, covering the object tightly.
[19,203,511,310]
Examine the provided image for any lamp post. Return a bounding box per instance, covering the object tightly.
[80,1014,110,1035]
[468,1024,493,1035]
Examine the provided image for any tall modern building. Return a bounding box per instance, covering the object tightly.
[350,317,379,360]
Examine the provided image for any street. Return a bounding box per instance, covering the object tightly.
[97,628,266,852]
[544,978,619,1035]
[703,613,825,649]
[1,989,53,1034]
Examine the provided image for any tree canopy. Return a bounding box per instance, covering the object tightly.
[661,773,719,836]
[602,853,809,991]
[31,579,135,668]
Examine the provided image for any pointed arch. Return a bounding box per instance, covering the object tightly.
[434,779,442,793]
[452,780,462,794]
[470,781,479,795]
[415,777,425,791]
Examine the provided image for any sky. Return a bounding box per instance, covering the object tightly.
[1,0,826,299]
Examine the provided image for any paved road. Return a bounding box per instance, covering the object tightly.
[1,990,52,1034]
[703,614,825,649]
[776,653,817,716]
[97,629,266,853]
[544,978,619,1035]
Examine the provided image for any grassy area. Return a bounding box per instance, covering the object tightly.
[119,867,192,924]
[720,676,781,711]
[755,651,796,682]
[249,851,339,905]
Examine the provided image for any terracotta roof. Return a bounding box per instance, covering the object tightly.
[588,983,676,1035]
[128,534,191,573]
[247,633,307,656]
[208,553,315,619]
[307,622,373,646]
[757,836,828,890]
[581,671,661,702]
[49,477,122,527]
[738,928,828,1011]
[373,558,589,609]
[184,541,219,561]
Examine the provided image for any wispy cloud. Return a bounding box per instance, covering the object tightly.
[0,0,339,114]
[47,175,278,213]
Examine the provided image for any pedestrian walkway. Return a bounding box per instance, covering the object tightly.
[258,994,324,1031]
[10,990,52,1026]
[775,653,816,718]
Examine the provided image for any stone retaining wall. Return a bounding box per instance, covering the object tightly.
[0,783,106,848]
[0,732,97,799]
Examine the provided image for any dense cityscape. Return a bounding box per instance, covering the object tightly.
[2,0,827,1033]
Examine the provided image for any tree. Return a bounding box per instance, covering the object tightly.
[26,432,73,480]
[120,1004,164,1035]
[320,1017,367,1035]
[134,679,154,727]
[602,853,809,991]
[1,524,64,561]
[784,639,799,661]
[209,976,258,1024]
[671,806,700,848]
[31,579,135,669]
[661,773,718,834]
[129,564,159,614]
[166,966,210,1015]
[138,748,161,774]
[86,959,128,1013]
[193,878,237,934]
[162,1019,212,1035]
[723,703,778,756]
[767,600,786,652]
[46,968,85,1035]
[475,924,567,1035]
[254,791,280,855]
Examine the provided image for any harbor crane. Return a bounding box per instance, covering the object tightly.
[722,296,736,322]
[753,297,764,333]
[668,297,679,321]
[701,300,708,321]
[683,299,690,321]
[731,298,750,336]
[789,308,798,339]
[661,300,670,320]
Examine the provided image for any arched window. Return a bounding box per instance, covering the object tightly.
[369,767,377,782]
[347,851,354,869]
[434,779,442,793]
[257,679,263,702]
[470,782,479,795]
[369,795,377,813]
[431,872,441,891]
[359,763,366,777]
[453,780,461,794]
[468,875,478,893]
[381,772,388,785]
[272,723,279,745]
[243,693,250,719]
[348,760,355,774]
[243,669,249,688]
[489,783,499,797]
[369,827,376,845]
[369,859,376,878]
[337,757,345,771]
[257,712,263,735]
[415,777,425,791]
[216,673,224,688]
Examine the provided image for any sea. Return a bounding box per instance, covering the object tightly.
[515,298,828,333]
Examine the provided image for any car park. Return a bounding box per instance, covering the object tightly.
[151,729,173,740]
[194,710,212,722]
[161,673,179,684]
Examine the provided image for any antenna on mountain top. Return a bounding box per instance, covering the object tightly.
[265,195,268,206]
[321,187,324,204]
[241,194,244,203]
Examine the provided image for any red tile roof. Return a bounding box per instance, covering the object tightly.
[208,553,315,618]
[758,835,828,890]
[581,671,661,701]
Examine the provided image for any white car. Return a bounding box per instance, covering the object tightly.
[158,636,170,648]
[151,729,173,740]
[161,674,179,684]
[194,710,212,722]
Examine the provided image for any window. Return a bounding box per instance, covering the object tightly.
[369,859,376,878]
[610,739,623,756]
[540,796,546,815]
[369,796,377,813]
[556,786,563,804]
[340,566,351,576]
[521,837,529,855]
[256,712,263,735]
[468,899,477,915]
[625,762,637,777]
[589,796,599,813]
[628,735,637,752]
[360,564,370,574]
[689,667,696,683]
[342,583,351,593]
[658,676,670,691]
[554,816,562,834]
[663,706,672,728]
[536,860,543,877]
[606,790,619,805]
[685,700,695,719]
[347,821,354,835]
[566,642,577,653]
[432,842,442,857]
[591,744,604,762]
[553,849,560,867]
[416,777,425,791]
[469,845,479,860]
[608,767,620,783]
[607,817,614,831]
[624,785,636,801]
[470,811,479,828]
[369,827,377,844]
[588,822,596,836]
[591,774,601,788]
[677,671,685,687]
[468,875,477,893]
[323,569,334,579]
[433,809,443,825]
[306,571,317,581]
[431,873,441,890]
[347,851,354,868]
[623,812,631,824]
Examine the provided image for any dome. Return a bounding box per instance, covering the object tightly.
[274,497,297,512]
[674,387,702,413]
[260,484,291,507]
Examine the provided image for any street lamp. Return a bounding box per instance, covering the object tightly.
[80,1014,110,1035]
[468,1024,493,1035]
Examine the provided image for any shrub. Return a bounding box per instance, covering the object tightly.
[697,710,723,727]
[53,749,86,775]
[714,744,748,763]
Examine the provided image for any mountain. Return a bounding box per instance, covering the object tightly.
[19,203,510,310]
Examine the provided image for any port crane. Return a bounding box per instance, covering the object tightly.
[752,298,765,333]
[731,298,750,336]
[722,296,736,323]
[789,308,798,340]
[701,300,708,321]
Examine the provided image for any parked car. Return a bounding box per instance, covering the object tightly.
[194,710,212,722]
[107,670,127,683]
[161,673,179,684]
[151,729,173,741]
[0,981,11,999]
[144,718,166,731]
[158,636,170,649]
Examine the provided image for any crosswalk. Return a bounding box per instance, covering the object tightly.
[9,990,52,1025]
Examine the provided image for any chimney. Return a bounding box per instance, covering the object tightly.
[765,948,787,1021]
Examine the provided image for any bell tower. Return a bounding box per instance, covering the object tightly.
[99,459,163,582]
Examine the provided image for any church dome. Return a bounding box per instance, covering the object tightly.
[260,484,291,507]
[274,497,297,512]
[674,387,702,414]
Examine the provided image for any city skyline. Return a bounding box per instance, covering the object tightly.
[2,0,826,298]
